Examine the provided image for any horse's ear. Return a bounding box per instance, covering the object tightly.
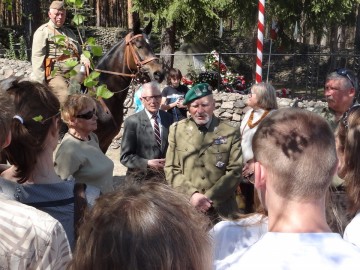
[143,19,153,36]
[133,19,141,35]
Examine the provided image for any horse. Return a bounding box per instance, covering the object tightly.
[94,21,164,153]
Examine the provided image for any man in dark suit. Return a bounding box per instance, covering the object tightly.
[120,82,173,181]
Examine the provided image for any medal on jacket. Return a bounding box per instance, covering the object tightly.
[215,152,224,168]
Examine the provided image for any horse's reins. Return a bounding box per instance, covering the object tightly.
[93,33,158,129]
[94,33,159,78]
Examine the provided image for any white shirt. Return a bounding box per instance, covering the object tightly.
[240,108,269,162]
[344,211,360,247]
[0,192,72,269]
[212,214,268,270]
[226,232,360,270]
[144,109,163,137]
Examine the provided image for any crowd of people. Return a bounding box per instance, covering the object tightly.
[1,1,360,269]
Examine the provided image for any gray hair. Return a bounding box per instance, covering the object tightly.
[326,71,358,94]
[252,82,278,110]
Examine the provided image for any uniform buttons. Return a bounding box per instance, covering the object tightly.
[201,188,205,193]
[201,164,205,167]
[201,176,205,180]
[185,148,188,151]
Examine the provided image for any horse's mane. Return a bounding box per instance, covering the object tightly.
[96,38,127,68]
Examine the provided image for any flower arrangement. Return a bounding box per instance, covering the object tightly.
[205,50,227,74]
[187,50,249,92]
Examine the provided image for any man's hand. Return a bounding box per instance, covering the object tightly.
[190,192,212,212]
[147,159,165,169]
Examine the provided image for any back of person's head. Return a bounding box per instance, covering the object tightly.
[0,83,15,148]
[167,68,182,85]
[69,182,211,270]
[61,94,97,124]
[251,82,278,110]
[253,108,337,200]
[3,78,60,183]
[336,105,360,215]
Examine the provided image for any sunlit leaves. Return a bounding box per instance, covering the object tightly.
[32,115,43,122]
[72,14,86,26]
[96,84,114,99]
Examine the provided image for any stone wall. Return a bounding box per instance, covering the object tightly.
[0,58,327,126]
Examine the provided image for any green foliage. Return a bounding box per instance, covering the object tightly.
[18,36,28,61]
[4,32,27,60]
[4,32,16,60]
[32,115,43,122]
[60,0,112,99]
[96,84,114,99]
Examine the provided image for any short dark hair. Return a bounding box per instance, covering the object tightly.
[69,182,211,270]
[166,68,182,85]
[253,108,337,200]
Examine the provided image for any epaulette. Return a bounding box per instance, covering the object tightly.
[220,119,238,129]
[37,23,49,31]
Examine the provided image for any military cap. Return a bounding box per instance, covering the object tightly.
[183,83,213,105]
[49,1,65,9]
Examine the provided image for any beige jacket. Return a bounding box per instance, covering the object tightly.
[31,20,80,83]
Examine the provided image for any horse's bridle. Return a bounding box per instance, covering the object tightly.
[95,33,159,78]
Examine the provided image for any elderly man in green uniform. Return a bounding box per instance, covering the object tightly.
[315,68,358,131]
[30,1,88,104]
[165,83,242,221]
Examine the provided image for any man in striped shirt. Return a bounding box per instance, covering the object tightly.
[0,79,72,269]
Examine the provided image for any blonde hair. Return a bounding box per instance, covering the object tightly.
[61,94,96,125]
[253,108,337,200]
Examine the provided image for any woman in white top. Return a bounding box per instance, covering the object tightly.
[239,83,278,213]
[212,84,277,269]
[335,104,360,246]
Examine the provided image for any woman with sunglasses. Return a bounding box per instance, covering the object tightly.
[55,94,114,194]
[335,104,360,247]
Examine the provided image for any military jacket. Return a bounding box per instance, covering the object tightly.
[312,106,338,132]
[165,116,242,218]
[31,20,80,83]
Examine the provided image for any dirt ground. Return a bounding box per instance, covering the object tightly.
[105,144,127,189]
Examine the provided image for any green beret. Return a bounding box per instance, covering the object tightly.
[183,83,213,105]
[49,1,65,9]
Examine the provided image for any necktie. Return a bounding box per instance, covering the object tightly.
[152,114,161,147]
[198,125,208,134]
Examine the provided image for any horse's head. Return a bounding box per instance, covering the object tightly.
[125,21,164,83]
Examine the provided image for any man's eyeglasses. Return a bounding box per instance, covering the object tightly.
[142,95,162,102]
[336,68,355,88]
[76,108,96,120]
[342,104,360,129]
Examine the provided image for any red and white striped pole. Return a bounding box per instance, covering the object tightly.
[256,0,265,83]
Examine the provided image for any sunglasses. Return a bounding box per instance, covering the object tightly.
[336,68,355,88]
[76,108,96,120]
[342,104,360,129]
[142,95,162,102]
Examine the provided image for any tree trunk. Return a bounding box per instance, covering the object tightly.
[22,0,41,54]
[160,22,176,73]
[329,22,339,71]
[96,0,100,27]
[355,4,360,53]
[127,0,133,29]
